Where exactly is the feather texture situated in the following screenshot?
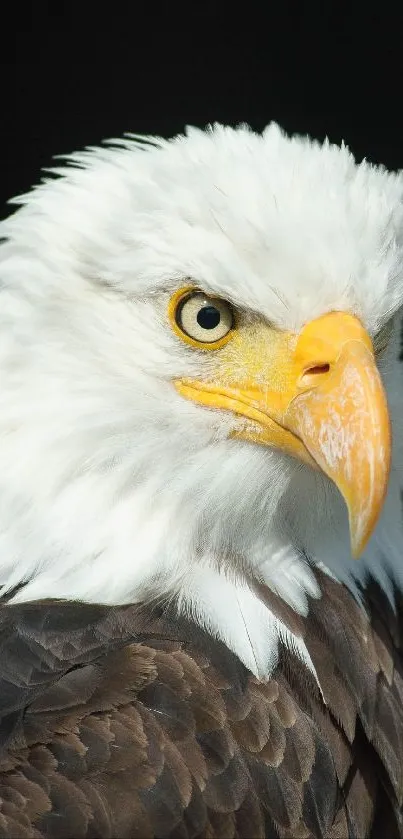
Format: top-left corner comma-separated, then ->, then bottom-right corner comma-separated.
0,568 -> 401,838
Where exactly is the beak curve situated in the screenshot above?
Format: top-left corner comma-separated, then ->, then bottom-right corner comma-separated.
284,337 -> 391,557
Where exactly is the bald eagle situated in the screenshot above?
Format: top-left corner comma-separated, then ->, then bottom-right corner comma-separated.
0,123 -> 402,838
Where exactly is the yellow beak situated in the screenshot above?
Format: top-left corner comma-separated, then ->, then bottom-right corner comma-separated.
175,312 -> 391,557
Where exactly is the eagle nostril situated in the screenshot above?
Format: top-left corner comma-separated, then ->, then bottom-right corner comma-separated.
305,364 -> 330,376
300,363 -> 330,386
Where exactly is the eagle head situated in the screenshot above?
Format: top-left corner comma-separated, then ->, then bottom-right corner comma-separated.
0,123 -> 402,677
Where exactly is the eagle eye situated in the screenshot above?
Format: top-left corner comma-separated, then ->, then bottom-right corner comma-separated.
169,287 -> 235,349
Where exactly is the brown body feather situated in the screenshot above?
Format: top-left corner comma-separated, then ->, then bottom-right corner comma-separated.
0,570 -> 402,838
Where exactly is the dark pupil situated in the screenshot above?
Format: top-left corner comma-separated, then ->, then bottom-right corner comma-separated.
197,305 -> 220,330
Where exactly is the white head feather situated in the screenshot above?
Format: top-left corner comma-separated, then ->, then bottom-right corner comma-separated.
0,122 -> 402,678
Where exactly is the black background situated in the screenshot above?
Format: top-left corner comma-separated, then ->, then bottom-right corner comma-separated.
1,5 -> 403,219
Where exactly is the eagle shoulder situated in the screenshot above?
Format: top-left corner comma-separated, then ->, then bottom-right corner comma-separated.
0,576 -> 401,838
